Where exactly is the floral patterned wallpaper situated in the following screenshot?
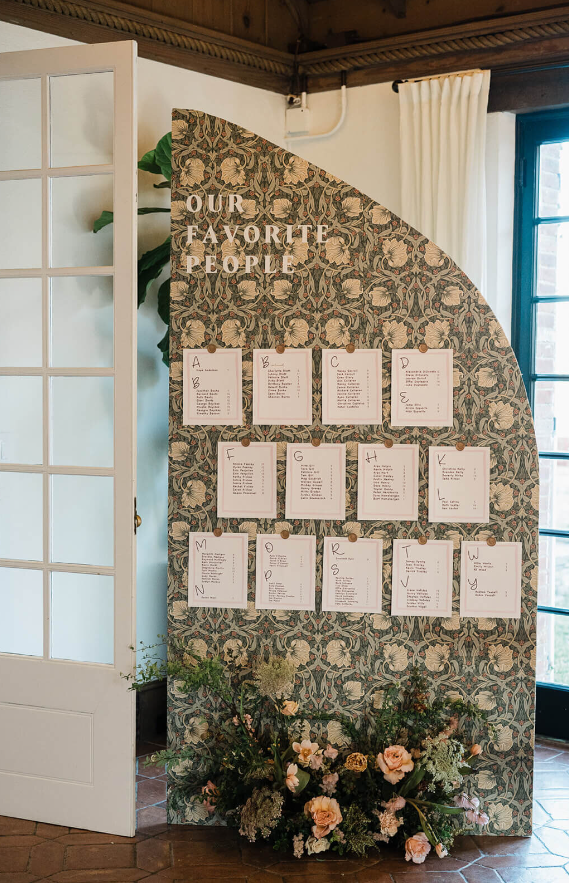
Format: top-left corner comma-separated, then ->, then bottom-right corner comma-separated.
167,109 -> 539,835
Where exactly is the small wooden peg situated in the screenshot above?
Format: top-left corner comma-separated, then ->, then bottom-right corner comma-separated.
311,437 -> 321,447
418,536 -> 428,545
487,536 -> 497,547
456,442 -> 465,451
348,533 -> 358,543
281,529 -> 290,539
345,343 -> 356,354
419,343 -> 428,353
275,343 -> 285,354
384,439 -> 394,449
207,343 -> 217,353
241,437 -> 251,447
213,527 -> 222,537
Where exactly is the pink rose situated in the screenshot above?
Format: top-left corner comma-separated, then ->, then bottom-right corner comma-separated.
454,792 -> 479,811
285,763 -> 299,792
377,745 -> 414,784
309,752 -> 324,771
324,744 -> 338,760
382,796 -> 406,812
282,700 -> 299,717
466,809 -> 489,826
201,780 -> 218,813
304,795 -> 343,838
405,832 -> 432,864
320,772 -> 339,795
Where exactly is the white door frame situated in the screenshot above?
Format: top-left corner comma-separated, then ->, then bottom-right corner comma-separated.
0,40 -> 138,836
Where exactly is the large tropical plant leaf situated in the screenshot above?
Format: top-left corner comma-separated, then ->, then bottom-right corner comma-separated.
157,328 -> 169,367
138,237 -> 171,307
138,148 -> 162,175
154,133 -> 172,181
157,277 -> 170,326
93,206 -> 170,234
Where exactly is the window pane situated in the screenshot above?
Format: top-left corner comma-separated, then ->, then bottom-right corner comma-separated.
0,278 -> 42,367
539,142 -> 569,219
51,474 -> 113,566
50,174 -> 113,268
0,78 -> 41,171
50,72 -> 113,168
536,222 -> 569,299
50,276 -> 113,368
534,381 -> 569,452
0,179 -> 42,270
539,535 -> 569,610
50,377 -> 113,468
51,571 -> 113,664
0,472 -> 43,561
0,567 -> 43,656
535,303 -> 569,375
537,611 -> 569,686
539,458 -> 569,531
0,376 -> 43,464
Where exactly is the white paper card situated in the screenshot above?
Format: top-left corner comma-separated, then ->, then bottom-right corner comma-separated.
460,541 -> 522,619
428,446 -> 490,524
322,537 -> 383,612
217,441 -> 277,519
253,348 -> 312,425
255,534 -> 316,611
183,348 -> 242,425
358,443 -> 419,521
322,349 -> 382,425
391,539 -> 453,617
285,443 -> 346,520
188,532 -> 248,609
391,349 -> 453,427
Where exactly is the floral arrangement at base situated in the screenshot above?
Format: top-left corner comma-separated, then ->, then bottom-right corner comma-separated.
134,642 -> 492,863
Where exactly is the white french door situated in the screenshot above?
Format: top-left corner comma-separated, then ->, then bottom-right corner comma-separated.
0,41 -> 138,836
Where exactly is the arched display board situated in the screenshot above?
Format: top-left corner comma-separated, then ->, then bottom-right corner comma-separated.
167,109 -> 539,835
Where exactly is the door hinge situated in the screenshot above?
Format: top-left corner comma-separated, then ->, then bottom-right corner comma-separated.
134,497 -> 142,534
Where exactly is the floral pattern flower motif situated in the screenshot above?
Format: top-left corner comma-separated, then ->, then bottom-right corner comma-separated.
172,119 -> 188,139
283,156 -> 309,184
170,441 -> 189,461
223,638 -> 248,666
489,401 -> 515,430
371,206 -> 391,225
424,319 -> 450,348
384,644 -> 409,671
425,242 -> 444,266
441,285 -> 461,305
286,639 -> 310,665
326,237 -> 350,265
171,200 -> 186,222
493,725 -> 514,751
383,320 -> 408,348
182,479 -> 206,509
171,280 -> 188,300
237,280 -> 258,301
184,718 -> 208,744
284,318 -> 309,346
488,802 -> 514,831
344,681 -> 363,700
241,199 -> 256,219
273,198 -> 292,217
425,644 -> 450,672
325,317 -> 350,345
490,482 -> 514,512
488,319 -> 509,348
180,157 -> 205,186
221,319 -> 246,346
181,319 -> 205,347
382,238 -> 408,267
371,286 -> 391,306
273,280 -> 293,300
488,644 -> 514,672
220,156 -> 245,185
341,278 -> 362,298
326,640 -> 351,667
477,367 -> 497,387
342,197 -> 362,216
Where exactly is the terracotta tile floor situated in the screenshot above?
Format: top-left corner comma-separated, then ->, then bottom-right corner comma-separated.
2,738 -> 569,882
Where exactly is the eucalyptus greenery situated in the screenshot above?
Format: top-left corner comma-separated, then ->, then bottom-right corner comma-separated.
93,132 -> 172,365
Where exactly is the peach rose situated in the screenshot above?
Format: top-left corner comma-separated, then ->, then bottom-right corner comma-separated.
285,763 -> 299,792
382,796 -> 406,812
324,744 -> 338,760
405,832 -> 431,863
305,795 -> 343,838
377,745 -> 414,784
436,842 -> 448,858
293,739 -> 319,766
282,700 -> 299,716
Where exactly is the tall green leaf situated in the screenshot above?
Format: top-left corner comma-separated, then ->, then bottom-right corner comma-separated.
154,132 -> 172,181
157,277 -> 170,326
138,237 -> 171,307
138,148 -> 161,175
157,328 -> 169,367
93,210 -> 114,233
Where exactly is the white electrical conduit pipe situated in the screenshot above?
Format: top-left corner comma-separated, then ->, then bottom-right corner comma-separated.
285,84 -> 347,143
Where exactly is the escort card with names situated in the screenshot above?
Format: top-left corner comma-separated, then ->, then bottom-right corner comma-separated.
322,537 -> 383,613
428,446 -> 490,523
188,532 -> 248,609
183,348 -> 242,425
255,534 -> 316,611
357,443 -> 419,521
391,539 -> 453,618
322,349 -> 382,425
460,541 -> 522,619
217,441 -> 277,519
391,349 -> 453,427
285,443 -> 346,521
253,348 -> 312,425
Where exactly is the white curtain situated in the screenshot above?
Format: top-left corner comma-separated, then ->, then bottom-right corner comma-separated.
399,70 -> 491,293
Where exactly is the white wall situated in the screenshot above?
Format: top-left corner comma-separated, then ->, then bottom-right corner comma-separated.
0,22 -> 516,659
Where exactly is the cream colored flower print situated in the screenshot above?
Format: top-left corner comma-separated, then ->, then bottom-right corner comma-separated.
475,690 -> 497,710
342,278 -> 362,299
170,361 -> 183,381
325,317 -> 350,345
424,242 -> 444,267
287,639 -> 310,665
183,798 -> 209,822
273,198 -> 292,217
326,236 -> 350,265
284,318 -> 309,346
184,718 -> 208,744
221,318 -> 246,346
531,483 -> 539,510
342,197 -> 361,216
343,521 -> 361,537
239,521 -> 257,540
276,442 -> 288,460
171,200 -> 186,221
371,286 -> 390,306
237,280 -> 258,301
172,119 -> 188,139
180,157 -> 205,186
488,802 -> 513,831
326,720 -> 349,747
382,238 -> 407,267
291,240 -> 309,265
489,401 -> 515,430
242,361 -> 253,381
273,280 -> 293,300
372,613 -> 391,630
371,206 -> 391,225
187,240 -> 205,263
181,319 -> 205,347
425,644 -> 450,672
493,725 -> 514,751
490,482 -> 514,512
382,320 -> 407,348
488,644 -> 514,672
171,600 -> 188,619
477,771 -> 497,790
171,280 -> 188,300
346,441 -> 358,459
344,681 -> 363,700
326,639 -> 351,667
453,367 -> 463,387
188,638 -> 207,659
384,644 -> 408,671
283,156 -> 309,184
223,638 -> 247,666
244,599 -> 260,620
182,479 -> 206,509
424,319 -> 449,348
441,285 -> 461,305
372,690 -> 384,709
477,367 -> 497,387
477,617 -> 497,630
441,613 -> 460,630
488,319 -> 509,348
221,240 -> 245,266
241,199 -> 256,219
170,441 -> 189,461
220,156 -> 245,185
